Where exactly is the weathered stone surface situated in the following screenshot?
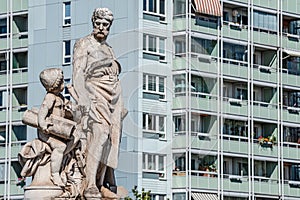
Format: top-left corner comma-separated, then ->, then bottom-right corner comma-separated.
19,8 -> 127,199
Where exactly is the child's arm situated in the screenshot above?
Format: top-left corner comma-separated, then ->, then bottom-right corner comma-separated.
38,93 -> 55,133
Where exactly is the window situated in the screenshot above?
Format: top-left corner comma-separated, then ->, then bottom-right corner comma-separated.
223,119 -> 247,137
63,40 -> 71,64
150,194 -> 166,200
0,52 -> 7,72
284,57 -> 300,76
143,34 -> 166,61
0,126 -> 5,145
223,42 -> 247,62
143,0 -> 165,20
174,115 -> 186,133
13,51 -> 28,70
236,87 -> 248,100
13,87 -> 27,109
253,11 -> 277,32
191,37 -> 216,55
0,18 -> 7,36
63,2 -> 71,26
283,127 -> 300,143
290,165 -> 300,181
143,74 -> 166,100
143,113 -> 166,139
143,153 -> 166,179
12,125 -> 26,142
63,78 -> 71,100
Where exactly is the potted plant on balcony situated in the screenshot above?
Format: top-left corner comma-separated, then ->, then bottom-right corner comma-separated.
258,135 -> 276,148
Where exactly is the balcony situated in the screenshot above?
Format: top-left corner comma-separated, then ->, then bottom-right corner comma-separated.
173,17 -> 186,32
173,174 -> 219,190
282,72 -> 300,87
283,145 -> 300,160
0,68 -> 28,86
173,94 -> 218,113
173,15 -> 219,35
223,136 -> 248,155
283,108 -> 300,124
253,140 -> 278,158
253,178 -> 279,196
253,0 -> 278,10
284,183 -> 300,198
223,176 -> 249,193
222,22 -> 248,42
173,54 -> 218,73
222,98 -> 248,116
282,34 -> 300,50
0,182 -> 24,196
253,29 -> 278,47
252,102 -> 278,121
173,135 -> 218,152
282,0 -> 300,15
222,59 -> 248,79
0,142 -> 24,159
252,65 -> 277,84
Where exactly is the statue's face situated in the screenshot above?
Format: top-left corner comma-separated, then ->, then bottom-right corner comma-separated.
92,18 -> 111,42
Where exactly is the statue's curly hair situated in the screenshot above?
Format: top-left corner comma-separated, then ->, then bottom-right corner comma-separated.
39,68 -> 64,92
91,8 -> 114,24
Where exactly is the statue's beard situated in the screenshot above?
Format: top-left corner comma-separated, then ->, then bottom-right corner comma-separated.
93,29 -> 108,41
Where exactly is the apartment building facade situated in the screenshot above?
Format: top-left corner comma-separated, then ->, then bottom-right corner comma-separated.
172,0 -> 300,199
2,0 -> 300,200
0,0 -> 28,199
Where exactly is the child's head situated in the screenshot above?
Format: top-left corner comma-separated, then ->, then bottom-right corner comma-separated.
39,68 -> 64,93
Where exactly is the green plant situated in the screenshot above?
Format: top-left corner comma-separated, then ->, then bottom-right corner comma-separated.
125,185 -> 151,200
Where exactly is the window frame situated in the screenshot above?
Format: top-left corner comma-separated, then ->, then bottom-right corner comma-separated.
143,73 -> 166,100
143,153 -> 167,179
143,0 -> 166,20
63,40 -> 71,65
143,112 -> 166,139
143,34 -> 166,61
63,1 -> 71,26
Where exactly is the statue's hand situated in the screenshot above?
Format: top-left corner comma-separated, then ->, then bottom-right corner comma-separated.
39,121 -> 53,134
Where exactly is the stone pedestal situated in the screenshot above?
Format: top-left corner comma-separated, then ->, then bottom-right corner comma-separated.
24,185 -> 63,200
24,162 -> 63,199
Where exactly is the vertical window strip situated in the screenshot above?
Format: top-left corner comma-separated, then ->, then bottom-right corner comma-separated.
63,40 -> 71,64
63,2 -> 71,26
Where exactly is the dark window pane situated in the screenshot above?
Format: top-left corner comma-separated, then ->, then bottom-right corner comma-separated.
65,41 -> 71,55
65,2 -> 71,17
143,0 -> 147,11
160,0 -> 165,14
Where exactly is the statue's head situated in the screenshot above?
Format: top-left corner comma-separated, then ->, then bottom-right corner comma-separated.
91,8 -> 114,42
40,68 -> 64,94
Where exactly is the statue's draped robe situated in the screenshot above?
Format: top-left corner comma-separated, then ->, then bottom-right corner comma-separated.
72,34 -> 125,168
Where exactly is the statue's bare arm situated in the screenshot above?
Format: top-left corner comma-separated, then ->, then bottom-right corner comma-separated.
38,93 -> 56,133
72,39 -> 90,107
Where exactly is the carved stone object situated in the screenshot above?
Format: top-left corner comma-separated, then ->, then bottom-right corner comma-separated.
19,8 -> 127,200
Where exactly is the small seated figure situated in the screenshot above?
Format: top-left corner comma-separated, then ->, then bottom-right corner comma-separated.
37,68 -> 73,187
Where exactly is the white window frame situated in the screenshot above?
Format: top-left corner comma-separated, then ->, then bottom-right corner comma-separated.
143,74 -> 166,100
143,0 -> 166,19
63,1 -> 71,26
143,153 -> 166,179
63,40 -> 71,65
143,34 -> 166,61
143,113 -> 166,139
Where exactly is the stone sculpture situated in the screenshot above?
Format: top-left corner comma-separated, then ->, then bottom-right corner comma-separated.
19,8 -> 127,199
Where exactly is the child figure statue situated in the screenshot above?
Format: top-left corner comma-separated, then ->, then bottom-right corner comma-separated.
37,68 -> 74,187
